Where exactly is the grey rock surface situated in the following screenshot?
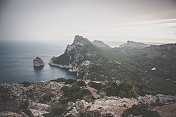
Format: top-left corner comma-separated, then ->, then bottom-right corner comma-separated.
33,57 -> 44,67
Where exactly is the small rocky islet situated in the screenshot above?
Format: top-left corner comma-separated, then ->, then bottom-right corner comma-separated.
33,57 -> 44,67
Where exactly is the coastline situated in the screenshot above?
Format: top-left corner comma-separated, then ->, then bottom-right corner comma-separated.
48,59 -> 78,73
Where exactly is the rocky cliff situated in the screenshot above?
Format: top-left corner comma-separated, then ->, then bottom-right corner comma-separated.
49,35 -> 102,79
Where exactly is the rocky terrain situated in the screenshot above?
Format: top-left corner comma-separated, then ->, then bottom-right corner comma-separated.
33,57 -> 44,67
2,35 -> 176,117
0,79 -> 176,117
0,81 -> 65,117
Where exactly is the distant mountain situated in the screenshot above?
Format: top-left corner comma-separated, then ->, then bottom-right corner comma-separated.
92,40 -> 111,48
120,40 -> 150,49
50,35 -> 176,91
104,41 -> 125,47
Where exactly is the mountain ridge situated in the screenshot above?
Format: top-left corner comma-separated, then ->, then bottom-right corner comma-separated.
50,35 -> 176,91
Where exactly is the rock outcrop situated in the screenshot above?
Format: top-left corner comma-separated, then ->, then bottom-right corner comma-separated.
49,35 -> 97,76
33,57 -> 44,67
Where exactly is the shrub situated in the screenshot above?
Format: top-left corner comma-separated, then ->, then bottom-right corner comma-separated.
61,83 -> 91,103
103,81 -> 159,98
51,78 -> 76,84
43,103 -> 67,117
20,81 -> 32,87
122,104 -> 161,117
105,82 -> 119,96
88,82 -> 102,90
72,80 -> 87,87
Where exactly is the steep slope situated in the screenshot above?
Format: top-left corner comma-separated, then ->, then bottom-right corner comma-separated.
49,35 -> 104,77
50,35 -> 176,91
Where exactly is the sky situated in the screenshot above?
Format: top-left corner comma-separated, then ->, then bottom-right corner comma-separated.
0,0 -> 176,43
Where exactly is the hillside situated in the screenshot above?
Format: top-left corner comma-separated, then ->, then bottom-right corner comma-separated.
50,35 -> 176,92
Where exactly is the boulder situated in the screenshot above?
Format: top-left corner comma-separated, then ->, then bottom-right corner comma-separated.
33,57 -> 44,67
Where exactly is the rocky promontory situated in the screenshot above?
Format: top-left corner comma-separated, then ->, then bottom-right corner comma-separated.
33,57 -> 44,67
49,35 -> 176,92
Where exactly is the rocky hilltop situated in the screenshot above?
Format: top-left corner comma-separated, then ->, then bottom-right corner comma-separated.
49,35 -> 101,77
49,35 -> 176,92
0,79 -> 176,117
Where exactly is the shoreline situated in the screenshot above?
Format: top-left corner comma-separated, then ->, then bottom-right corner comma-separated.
49,59 -> 78,73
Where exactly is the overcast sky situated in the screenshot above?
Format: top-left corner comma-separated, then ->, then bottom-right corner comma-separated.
0,0 -> 176,43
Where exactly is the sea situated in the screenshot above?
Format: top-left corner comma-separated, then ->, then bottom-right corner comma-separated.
0,40 -> 76,83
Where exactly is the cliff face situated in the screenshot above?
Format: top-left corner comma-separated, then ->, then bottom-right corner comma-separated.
50,35 -> 102,79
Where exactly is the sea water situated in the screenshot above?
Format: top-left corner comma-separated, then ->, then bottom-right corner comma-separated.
0,40 -> 76,83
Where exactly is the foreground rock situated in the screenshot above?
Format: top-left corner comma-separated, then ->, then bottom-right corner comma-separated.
33,57 -> 44,67
0,81 -> 65,117
65,95 -> 176,117
0,81 -> 176,117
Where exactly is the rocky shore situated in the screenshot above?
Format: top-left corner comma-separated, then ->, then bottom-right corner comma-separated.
49,59 -> 78,73
0,80 -> 176,117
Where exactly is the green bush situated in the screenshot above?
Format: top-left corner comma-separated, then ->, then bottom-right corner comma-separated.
72,80 -> 87,87
61,82 -> 91,103
105,82 -> 119,96
20,81 -> 32,87
122,104 -> 161,117
51,78 -> 76,84
88,82 -> 102,90
98,81 -> 160,98
43,103 -> 67,117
